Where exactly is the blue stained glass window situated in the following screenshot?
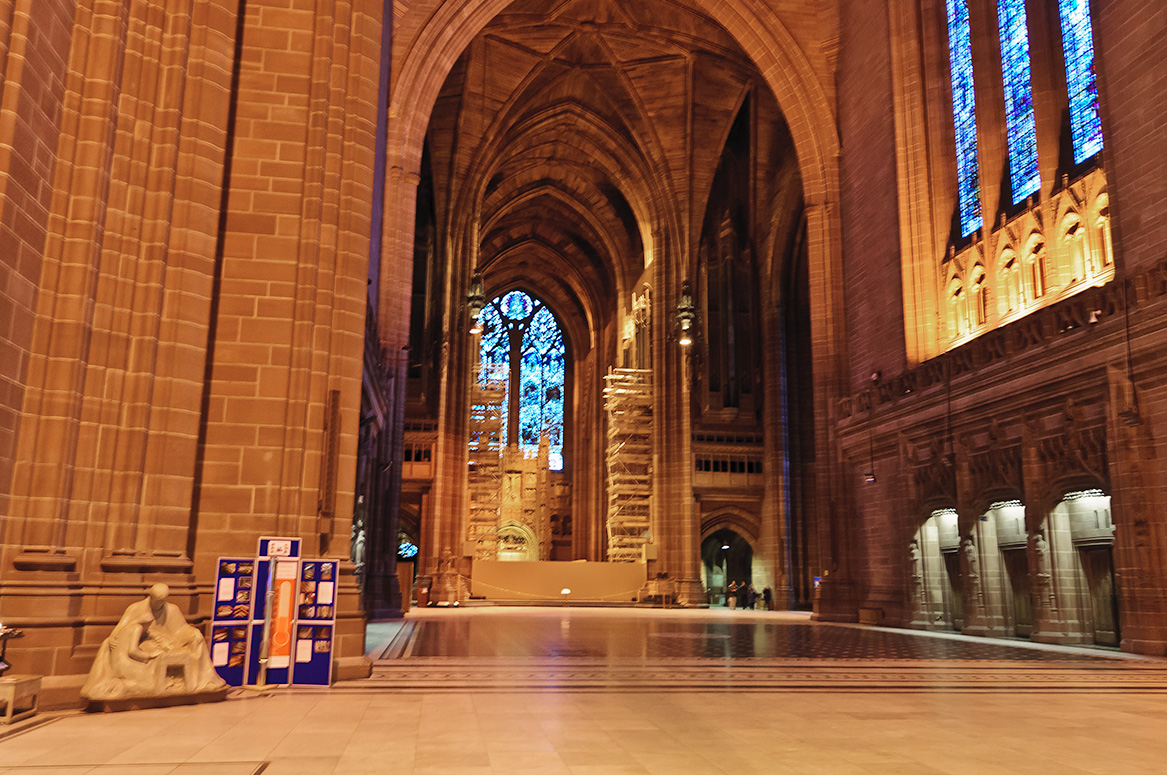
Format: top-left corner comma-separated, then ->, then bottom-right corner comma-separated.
479,291 -> 565,470
1058,0 -> 1103,163
998,0 -> 1041,203
477,301 -> 510,436
946,0 -> 982,236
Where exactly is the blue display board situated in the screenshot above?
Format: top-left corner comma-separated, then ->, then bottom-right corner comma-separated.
210,557 -> 256,686
291,560 -> 339,686
210,537 -> 336,687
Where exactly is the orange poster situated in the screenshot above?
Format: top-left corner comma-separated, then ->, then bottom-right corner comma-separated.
268,559 -> 298,669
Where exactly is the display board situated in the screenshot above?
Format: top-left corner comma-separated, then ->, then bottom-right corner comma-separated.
209,537 -> 337,687
292,560 -> 339,685
209,557 -> 255,686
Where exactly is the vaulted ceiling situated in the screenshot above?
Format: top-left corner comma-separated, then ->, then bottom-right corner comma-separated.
423,0 -> 803,353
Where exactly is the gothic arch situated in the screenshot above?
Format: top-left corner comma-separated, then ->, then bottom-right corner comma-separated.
382,0 -> 843,346
387,0 -> 838,201
701,507 -> 760,546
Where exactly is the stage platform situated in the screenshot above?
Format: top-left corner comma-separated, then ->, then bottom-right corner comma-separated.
470,560 -> 647,603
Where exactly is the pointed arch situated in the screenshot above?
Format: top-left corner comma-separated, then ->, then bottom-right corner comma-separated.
480,289 -> 567,469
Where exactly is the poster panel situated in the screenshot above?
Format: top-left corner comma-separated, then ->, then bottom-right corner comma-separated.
210,557 -> 256,686
291,560 -> 339,686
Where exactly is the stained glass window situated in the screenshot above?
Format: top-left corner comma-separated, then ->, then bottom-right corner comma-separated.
477,301 -> 510,435
946,0 -> 983,236
478,290 -> 565,470
1059,0 -> 1103,164
998,0 -> 1041,203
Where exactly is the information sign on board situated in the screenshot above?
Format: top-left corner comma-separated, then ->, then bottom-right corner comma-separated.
210,537 -> 337,687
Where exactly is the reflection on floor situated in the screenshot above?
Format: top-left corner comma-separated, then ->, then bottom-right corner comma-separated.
2,607 -> 1166,774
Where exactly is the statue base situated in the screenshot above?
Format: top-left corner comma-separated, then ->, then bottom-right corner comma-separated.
85,687 -> 228,714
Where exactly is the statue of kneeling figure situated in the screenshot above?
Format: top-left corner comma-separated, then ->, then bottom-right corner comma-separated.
82,583 -> 227,704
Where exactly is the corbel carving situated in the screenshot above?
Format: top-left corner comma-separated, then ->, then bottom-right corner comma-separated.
914,437 -> 956,507
1034,397 -> 1108,487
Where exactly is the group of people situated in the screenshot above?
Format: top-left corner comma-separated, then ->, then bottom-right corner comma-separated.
725,581 -> 772,610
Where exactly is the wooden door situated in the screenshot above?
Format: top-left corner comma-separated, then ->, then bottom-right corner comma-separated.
1001,548 -> 1033,638
1081,546 -> 1119,647
942,550 -> 963,631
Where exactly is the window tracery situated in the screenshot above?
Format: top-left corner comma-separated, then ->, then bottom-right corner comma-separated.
971,267 -> 989,327
997,0 -> 1040,203
1094,197 -> 1113,270
478,290 -> 566,470
1000,253 -> 1021,314
945,0 -> 982,236
1058,0 -> 1103,164
1027,239 -> 1047,300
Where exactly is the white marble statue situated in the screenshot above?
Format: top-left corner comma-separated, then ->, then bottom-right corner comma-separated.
81,583 -> 226,701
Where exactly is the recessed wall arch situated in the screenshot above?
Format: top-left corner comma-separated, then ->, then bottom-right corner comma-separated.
700,506 -> 760,546
1040,473 -> 1112,519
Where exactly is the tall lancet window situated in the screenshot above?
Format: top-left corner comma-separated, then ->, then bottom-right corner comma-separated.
998,0 -> 1040,202
946,0 -> 983,235
478,290 -> 565,470
1058,0 -> 1103,163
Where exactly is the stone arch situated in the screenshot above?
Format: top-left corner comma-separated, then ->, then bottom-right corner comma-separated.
1022,230 -> 1048,300
1054,201 -> 1093,287
387,0 -> 837,201
382,0 -> 842,342
470,100 -> 666,288
969,263 -> 988,327
946,275 -> 967,338
497,520 -> 539,562
907,507 -> 962,631
1038,471 -> 1111,520
1089,191 -> 1113,271
700,506 -> 760,546
995,247 -> 1022,314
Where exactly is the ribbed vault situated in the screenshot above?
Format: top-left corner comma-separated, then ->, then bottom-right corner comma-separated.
406,0 -> 827,580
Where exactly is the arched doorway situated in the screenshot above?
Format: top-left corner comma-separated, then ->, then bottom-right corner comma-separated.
909,508 -> 962,630
701,529 -> 753,606
1047,489 -> 1118,646
383,0 -> 843,596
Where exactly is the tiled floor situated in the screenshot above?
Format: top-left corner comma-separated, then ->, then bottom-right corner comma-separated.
3,607 -> 1166,774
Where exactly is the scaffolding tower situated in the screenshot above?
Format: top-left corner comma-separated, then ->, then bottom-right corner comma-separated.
604,368 -> 653,562
468,363 -> 506,560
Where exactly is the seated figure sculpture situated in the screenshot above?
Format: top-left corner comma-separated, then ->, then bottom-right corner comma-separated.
81,583 -> 227,702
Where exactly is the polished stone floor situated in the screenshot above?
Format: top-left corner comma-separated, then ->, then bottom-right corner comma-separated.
3,607 -> 1167,774
393,608 -> 1116,660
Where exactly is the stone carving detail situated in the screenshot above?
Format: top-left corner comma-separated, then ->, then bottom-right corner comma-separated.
962,537 -> 984,624
81,584 -> 226,702
908,540 -> 926,621
1036,398 -> 1108,486
1031,530 -> 1056,615
913,439 -> 956,507
969,445 -> 1023,502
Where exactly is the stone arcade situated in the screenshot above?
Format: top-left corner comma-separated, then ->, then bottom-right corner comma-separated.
0,0 -> 1165,707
